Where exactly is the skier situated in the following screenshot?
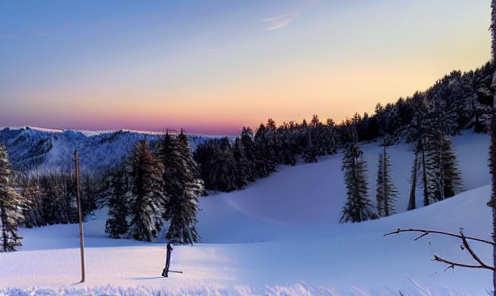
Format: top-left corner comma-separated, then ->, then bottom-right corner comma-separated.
161,242 -> 173,277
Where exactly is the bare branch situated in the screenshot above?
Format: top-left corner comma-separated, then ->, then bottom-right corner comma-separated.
460,231 -> 494,270
384,228 -> 495,246
443,264 -> 455,273
386,228 -> 496,271
413,231 -> 429,241
433,255 -> 494,270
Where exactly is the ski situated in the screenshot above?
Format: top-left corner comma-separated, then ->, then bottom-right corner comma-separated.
168,270 -> 183,273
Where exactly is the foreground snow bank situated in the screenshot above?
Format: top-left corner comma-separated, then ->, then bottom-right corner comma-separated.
0,283 -> 474,296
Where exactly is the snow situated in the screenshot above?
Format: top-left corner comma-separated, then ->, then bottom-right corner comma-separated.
0,126 -> 225,175
0,131 -> 493,295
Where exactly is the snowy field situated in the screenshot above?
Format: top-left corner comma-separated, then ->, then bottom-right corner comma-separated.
0,131 -> 493,295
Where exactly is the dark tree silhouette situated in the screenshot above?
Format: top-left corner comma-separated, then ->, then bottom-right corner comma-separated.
490,0 -> 496,290
0,145 -> 23,252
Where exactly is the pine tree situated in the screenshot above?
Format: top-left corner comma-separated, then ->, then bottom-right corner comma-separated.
0,145 -> 23,252
239,127 -> 259,181
18,175 -> 45,228
418,113 -> 462,205
303,115 -> 321,163
61,173 -> 78,224
232,137 -> 250,189
376,140 -> 397,217
424,134 -> 462,203
303,131 -> 318,163
408,96 -> 462,206
340,126 -> 378,223
80,174 -> 99,219
407,149 -> 419,211
40,174 -> 67,225
160,131 -> 203,244
193,140 -> 216,190
440,136 -> 463,198
254,124 -> 277,178
324,118 -> 339,155
105,164 -> 131,239
128,139 -> 166,242
194,137 -> 240,192
214,138 -> 239,192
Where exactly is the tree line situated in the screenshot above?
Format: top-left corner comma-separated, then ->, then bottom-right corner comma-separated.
195,62 -> 493,222
104,131 -> 202,244
0,130 -> 203,251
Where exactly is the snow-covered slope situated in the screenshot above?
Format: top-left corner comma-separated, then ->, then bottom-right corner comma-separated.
0,131 -> 492,295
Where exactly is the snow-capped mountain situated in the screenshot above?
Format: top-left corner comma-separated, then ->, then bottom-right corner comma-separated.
0,126 -> 213,174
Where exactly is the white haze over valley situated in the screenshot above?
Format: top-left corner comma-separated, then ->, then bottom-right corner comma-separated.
0,130 -> 492,295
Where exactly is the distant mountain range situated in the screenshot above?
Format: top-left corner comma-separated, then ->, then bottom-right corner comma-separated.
0,126 -> 217,174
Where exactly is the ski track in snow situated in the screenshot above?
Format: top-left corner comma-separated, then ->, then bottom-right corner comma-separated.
0,131 -> 492,295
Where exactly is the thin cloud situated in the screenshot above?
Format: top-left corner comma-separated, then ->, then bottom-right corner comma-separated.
262,12 -> 300,31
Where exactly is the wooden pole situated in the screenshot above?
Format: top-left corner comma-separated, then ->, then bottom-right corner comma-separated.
75,149 -> 85,283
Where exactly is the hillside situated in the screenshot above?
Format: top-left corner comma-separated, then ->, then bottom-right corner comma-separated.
0,126 -> 214,174
0,131 -> 492,295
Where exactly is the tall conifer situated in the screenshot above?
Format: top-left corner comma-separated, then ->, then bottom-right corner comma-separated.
128,139 -> 166,242
161,131 -> 203,244
105,164 -> 131,239
0,145 -> 23,252
340,125 -> 377,223
376,140 -> 397,217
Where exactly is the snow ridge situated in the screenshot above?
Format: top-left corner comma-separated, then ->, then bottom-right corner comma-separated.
0,126 -> 218,174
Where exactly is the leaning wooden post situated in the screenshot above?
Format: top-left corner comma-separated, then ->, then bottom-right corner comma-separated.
75,149 -> 85,283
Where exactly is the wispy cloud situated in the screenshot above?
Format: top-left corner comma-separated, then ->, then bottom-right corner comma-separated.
261,12 -> 300,31
261,0 -> 318,31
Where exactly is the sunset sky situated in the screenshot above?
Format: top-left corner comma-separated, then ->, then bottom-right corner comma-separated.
0,0 -> 491,135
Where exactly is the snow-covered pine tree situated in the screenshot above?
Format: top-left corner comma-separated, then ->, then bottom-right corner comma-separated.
418,105 -> 463,205
254,124 -> 277,178
303,114 -> 324,162
193,140 -> 215,190
303,130 -> 319,163
340,125 -> 378,223
194,138 -> 239,192
276,123 -> 297,166
376,138 -> 397,217
18,174 -> 45,227
440,136 -> 463,198
324,118 -> 339,155
105,163 -> 131,239
80,174 -> 99,219
128,139 -> 166,242
215,138 -> 239,192
265,118 -> 283,164
240,127 -> 261,181
0,145 -> 23,252
232,137 -> 250,189
427,74 -> 462,136
161,131 -> 203,244
61,173 -> 78,224
407,95 -> 448,206
40,174 -> 66,225
426,134 -> 463,202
